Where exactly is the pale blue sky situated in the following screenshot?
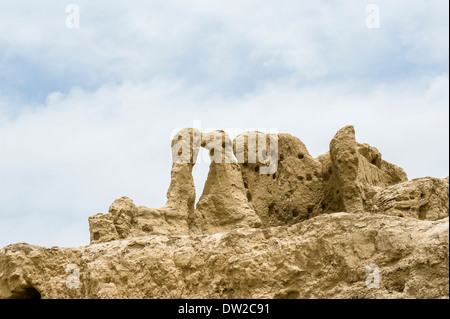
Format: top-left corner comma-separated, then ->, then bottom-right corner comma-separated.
0,0 -> 448,247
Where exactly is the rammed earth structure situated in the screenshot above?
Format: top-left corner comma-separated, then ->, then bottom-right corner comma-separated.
0,126 -> 448,299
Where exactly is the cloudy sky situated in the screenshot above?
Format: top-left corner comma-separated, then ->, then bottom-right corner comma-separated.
0,0 -> 448,248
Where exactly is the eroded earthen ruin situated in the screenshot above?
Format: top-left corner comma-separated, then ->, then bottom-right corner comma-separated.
1,125 -> 448,299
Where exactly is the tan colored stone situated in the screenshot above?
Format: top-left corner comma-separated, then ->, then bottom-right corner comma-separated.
2,125 -> 448,299
189,130 -> 261,233
1,214 -> 448,299
329,125 -> 364,213
320,126 -> 408,214
89,128 -> 202,243
372,177 -> 449,220
234,132 -> 323,227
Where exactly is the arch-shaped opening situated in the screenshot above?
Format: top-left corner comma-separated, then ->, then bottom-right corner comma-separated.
192,147 -> 212,207
10,286 -> 41,299
192,136 -> 241,208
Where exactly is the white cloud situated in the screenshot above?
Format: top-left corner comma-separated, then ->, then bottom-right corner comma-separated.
0,0 -> 448,248
1,0 -> 447,97
1,75 -> 448,247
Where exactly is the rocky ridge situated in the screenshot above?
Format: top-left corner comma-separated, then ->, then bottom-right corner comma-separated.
0,125 -> 448,299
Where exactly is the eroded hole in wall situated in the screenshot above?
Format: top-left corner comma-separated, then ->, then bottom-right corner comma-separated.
385,269 -> 408,293
298,153 -> 304,160
94,232 -> 100,241
10,286 -> 41,299
192,147 -> 212,206
393,283 -> 405,293
419,204 -> 428,220
306,174 -> 312,181
274,290 -> 300,299
268,203 -> 276,215
142,224 -> 153,232
286,290 -> 299,299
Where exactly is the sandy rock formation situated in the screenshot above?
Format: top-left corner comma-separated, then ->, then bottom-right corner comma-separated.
372,177 -> 449,220
235,126 -> 410,227
329,125 -> 364,213
89,128 -> 263,242
1,125 -> 448,299
165,127 -> 201,216
1,214 -> 448,299
235,132 -> 323,227
89,128 -> 202,243
318,127 -> 408,216
89,125 -> 413,243
190,130 -> 262,234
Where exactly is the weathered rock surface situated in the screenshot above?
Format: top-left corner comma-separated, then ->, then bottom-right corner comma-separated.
321,126 -> 408,215
235,132 -> 323,226
372,177 -> 449,220
191,130 -> 262,234
236,126 -> 410,227
88,125 -> 417,245
90,128 -> 202,243
329,126 -> 364,214
1,214 -> 448,299
1,125 -> 448,299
